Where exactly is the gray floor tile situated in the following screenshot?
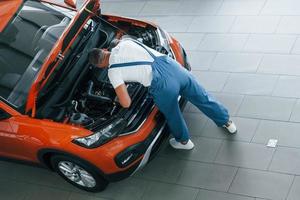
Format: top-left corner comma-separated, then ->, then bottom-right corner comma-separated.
140,1 -> 181,16
176,0 -> 222,15
253,120 -> 300,148
0,178 -> 31,200
0,162 -> 84,193
277,17 -> 300,34
0,161 -> 19,179
146,16 -> 194,32
184,112 -> 208,136
244,35 -> 296,54
69,193 -> 109,200
133,157 -> 184,183
94,178 -> 150,200
192,71 -> 229,92
101,0 -> 146,1
160,136 -> 223,162
215,141 -> 275,170
196,189 -> 254,200
269,147 -> 300,175
170,33 -> 205,51
217,0 -> 266,15
7,164 -> 59,187
258,54 -> 300,76
146,0 -> 181,2
184,102 -> 202,113
261,0 -> 300,15
223,73 -> 278,95
291,37 -> 300,54
229,169 -> 294,200
287,176 -> 300,200
198,34 -> 249,52
230,16 -> 280,34
212,93 -> 244,116
102,2 -> 145,16
177,161 -> 237,191
211,53 -> 262,73
23,185 -> 71,200
237,96 -> 295,121
272,76 -> 300,98
186,51 -> 216,71
141,181 -> 199,200
200,117 -> 259,142
290,99 -> 300,122
187,16 -> 235,33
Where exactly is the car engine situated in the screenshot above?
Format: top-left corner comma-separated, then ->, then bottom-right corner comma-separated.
68,66 -> 145,127
36,17 -> 171,133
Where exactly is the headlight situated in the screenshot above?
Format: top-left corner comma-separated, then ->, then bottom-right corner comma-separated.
73,118 -> 127,148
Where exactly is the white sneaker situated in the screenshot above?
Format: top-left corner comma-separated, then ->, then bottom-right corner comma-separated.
223,120 -> 237,134
169,138 -> 194,150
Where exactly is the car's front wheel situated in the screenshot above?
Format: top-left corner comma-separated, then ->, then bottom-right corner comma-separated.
50,155 -> 108,192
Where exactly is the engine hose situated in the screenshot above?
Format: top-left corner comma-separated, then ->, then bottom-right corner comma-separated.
87,80 -> 113,103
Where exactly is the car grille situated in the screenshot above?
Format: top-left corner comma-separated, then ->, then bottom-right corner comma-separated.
87,83 -> 154,135
119,85 -> 154,135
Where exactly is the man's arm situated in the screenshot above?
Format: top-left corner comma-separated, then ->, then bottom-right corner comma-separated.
115,83 -> 131,108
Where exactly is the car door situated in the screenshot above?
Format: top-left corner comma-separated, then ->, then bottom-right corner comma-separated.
0,101 -> 27,160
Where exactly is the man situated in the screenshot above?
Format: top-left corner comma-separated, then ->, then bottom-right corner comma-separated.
88,38 -> 237,150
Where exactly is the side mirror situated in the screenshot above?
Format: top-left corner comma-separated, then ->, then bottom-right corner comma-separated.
0,109 -> 11,120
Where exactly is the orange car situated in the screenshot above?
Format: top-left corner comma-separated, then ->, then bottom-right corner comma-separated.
0,0 -> 190,192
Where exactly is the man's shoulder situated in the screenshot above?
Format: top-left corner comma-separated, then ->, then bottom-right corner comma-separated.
119,38 -> 137,46
112,39 -> 135,53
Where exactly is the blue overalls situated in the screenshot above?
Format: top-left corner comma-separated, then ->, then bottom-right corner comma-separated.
110,41 -> 229,142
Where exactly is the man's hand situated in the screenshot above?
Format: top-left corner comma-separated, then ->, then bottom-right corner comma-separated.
115,83 -> 131,108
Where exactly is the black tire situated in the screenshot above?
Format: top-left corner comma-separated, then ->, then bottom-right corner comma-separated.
50,155 -> 109,192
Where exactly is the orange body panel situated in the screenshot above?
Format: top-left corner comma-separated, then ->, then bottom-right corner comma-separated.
0,0 -> 23,32
0,0 -> 187,178
40,0 -> 77,10
26,0 -> 99,115
169,37 -> 185,66
1,98 -> 160,173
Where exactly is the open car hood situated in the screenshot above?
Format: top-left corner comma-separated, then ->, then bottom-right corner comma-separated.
26,0 -> 99,116
41,0 -> 78,10
0,0 -> 23,32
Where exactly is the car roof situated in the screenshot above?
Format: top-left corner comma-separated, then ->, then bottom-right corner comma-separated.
0,0 -> 23,32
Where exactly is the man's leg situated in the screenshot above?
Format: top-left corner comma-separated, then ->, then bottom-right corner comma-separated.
153,94 -> 194,150
181,74 -> 229,127
153,93 -> 190,142
150,58 -> 195,149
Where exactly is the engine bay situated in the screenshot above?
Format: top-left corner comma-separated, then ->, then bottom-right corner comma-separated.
39,16 -> 172,131
68,66 -> 147,129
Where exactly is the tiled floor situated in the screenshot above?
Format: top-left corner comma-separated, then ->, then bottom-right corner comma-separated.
2,0 -> 300,199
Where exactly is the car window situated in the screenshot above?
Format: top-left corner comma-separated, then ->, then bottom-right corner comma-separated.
0,0 -> 70,108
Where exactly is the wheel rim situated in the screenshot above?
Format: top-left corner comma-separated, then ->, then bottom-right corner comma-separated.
58,161 -> 96,188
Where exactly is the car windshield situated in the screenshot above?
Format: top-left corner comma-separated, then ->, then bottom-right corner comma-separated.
0,0 -> 72,108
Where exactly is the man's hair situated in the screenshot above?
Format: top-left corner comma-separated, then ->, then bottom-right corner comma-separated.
88,48 -> 104,66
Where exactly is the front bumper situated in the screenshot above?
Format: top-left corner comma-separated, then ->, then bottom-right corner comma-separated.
105,117 -> 167,181
105,97 -> 186,182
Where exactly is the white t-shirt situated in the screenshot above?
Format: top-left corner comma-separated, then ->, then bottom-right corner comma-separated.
108,39 -> 163,88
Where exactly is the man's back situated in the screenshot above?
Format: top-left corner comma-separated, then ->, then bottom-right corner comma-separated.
108,39 -> 163,89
